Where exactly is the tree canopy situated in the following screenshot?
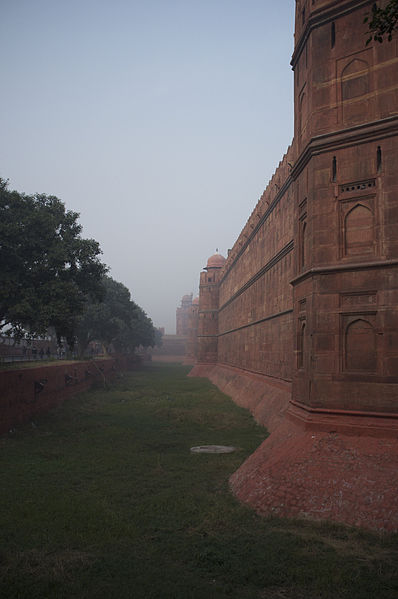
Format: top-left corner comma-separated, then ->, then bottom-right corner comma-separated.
365,0 -> 398,43
1,179 -> 157,355
75,276 -> 156,356
0,178 -> 107,344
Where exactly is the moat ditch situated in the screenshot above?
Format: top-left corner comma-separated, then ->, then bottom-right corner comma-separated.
1,362 -> 397,598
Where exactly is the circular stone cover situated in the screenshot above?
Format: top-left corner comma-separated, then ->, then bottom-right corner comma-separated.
190,445 -> 236,454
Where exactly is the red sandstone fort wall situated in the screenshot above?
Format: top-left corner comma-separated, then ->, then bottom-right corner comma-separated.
217,149 -> 295,382
191,152 -> 296,430
190,0 -> 398,530
192,0 -> 398,427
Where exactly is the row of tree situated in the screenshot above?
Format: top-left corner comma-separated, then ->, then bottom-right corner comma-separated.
0,178 -> 158,356
75,276 -> 161,356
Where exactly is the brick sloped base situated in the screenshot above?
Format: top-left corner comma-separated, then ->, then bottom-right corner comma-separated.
189,364 -> 398,532
230,410 -> 398,532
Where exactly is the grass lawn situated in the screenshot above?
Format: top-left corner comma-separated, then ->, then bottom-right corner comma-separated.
0,362 -> 397,598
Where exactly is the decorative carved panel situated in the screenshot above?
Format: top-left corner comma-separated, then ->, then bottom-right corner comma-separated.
340,292 -> 377,308
339,179 -> 375,194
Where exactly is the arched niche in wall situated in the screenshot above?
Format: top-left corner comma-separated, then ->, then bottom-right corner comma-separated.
297,320 -> 306,369
341,57 -> 372,125
343,202 -> 374,257
298,89 -> 308,139
344,318 -> 377,372
300,220 -> 308,270
342,59 -> 369,99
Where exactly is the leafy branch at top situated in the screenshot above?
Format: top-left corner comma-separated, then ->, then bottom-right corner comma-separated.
365,0 -> 398,43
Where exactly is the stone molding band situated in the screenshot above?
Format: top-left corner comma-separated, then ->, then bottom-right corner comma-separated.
220,184 -> 294,282
291,258 -> 398,285
220,240 -> 294,311
292,116 -> 398,180
218,308 -> 293,337
291,0 -> 372,68
197,307 -> 293,339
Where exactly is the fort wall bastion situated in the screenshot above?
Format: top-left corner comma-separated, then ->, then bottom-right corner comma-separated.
189,0 -> 398,531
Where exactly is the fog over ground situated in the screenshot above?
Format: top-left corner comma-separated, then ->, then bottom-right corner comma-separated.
1,0 -> 295,334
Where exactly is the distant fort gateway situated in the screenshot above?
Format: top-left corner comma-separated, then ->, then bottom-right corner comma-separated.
184,0 -> 398,531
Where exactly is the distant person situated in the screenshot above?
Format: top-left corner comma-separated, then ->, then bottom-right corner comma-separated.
46,346 -> 51,358
39,347 -> 44,359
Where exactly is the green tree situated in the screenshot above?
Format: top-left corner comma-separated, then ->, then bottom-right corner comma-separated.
0,179 -> 107,344
75,276 -> 156,356
154,328 -> 163,348
127,303 -> 156,351
365,0 -> 398,43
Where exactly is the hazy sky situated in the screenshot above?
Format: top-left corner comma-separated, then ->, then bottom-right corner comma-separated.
1,0 -> 295,333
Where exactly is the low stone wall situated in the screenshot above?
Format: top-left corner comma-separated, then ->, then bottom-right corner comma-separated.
0,355 -> 140,435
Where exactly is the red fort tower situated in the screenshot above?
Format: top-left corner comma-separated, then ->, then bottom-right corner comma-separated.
197,253 -> 226,364
184,297 -> 199,364
176,293 -> 193,336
